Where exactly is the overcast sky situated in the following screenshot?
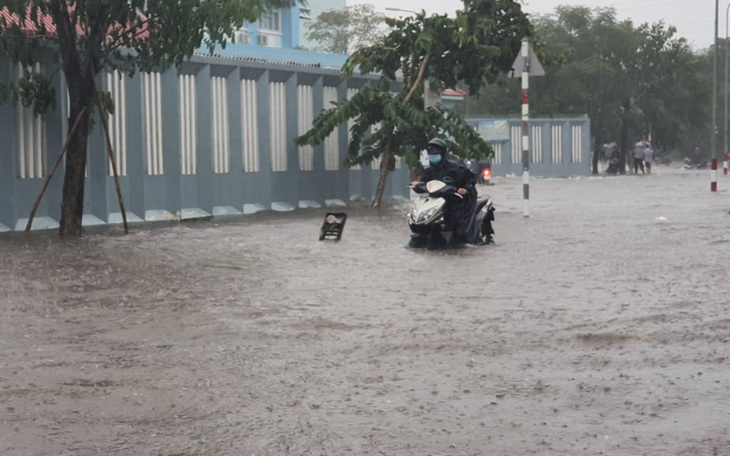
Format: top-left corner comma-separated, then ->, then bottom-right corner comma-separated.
346,0 -> 715,51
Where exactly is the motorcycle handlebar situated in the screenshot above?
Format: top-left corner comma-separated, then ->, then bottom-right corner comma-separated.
409,183 -> 427,194
409,183 -> 463,198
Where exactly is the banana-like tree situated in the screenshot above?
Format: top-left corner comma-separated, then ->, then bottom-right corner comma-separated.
1,0 -> 299,236
294,0 -> 533,209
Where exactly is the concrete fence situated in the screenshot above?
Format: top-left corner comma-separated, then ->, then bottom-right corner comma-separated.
1,49 -> 590,233
0,52 -> 410,232
469,117 -> 592,178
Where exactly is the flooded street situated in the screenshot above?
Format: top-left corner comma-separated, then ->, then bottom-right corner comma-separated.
1,166 -> 729,455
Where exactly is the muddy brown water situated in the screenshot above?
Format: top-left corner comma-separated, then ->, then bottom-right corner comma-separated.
1,167 -> 729,455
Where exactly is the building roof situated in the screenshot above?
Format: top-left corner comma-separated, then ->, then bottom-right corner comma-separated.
198,43 -> 348,71
442,88 -> 467,100
3,6 -> 346,72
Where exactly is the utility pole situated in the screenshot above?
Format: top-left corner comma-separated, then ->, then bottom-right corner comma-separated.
725,1 -> 730,175
712,0 -> 719,192
511,39 -> 544,217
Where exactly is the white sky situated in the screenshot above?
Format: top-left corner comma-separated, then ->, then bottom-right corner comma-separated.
346,0 -> 717,51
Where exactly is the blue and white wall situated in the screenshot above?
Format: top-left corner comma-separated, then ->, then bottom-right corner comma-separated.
0,50 -> 410,232
470,118 -> 592,178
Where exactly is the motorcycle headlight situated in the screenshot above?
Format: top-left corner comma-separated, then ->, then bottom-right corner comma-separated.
420,207 -> 438,223
408,208 -> 417,223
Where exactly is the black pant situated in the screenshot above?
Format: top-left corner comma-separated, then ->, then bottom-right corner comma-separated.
449,193 -> 476,241
633,158 -> 645,174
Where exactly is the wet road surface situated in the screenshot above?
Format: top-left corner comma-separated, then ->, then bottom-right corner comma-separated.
1,166 -> 729,455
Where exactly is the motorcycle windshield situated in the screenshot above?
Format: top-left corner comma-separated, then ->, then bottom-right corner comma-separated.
426,180 -> 447,193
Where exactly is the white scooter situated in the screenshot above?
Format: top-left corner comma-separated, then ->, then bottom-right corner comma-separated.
407,179 -> 495,249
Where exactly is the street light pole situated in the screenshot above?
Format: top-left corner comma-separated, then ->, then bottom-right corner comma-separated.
712,0 -> 719,192
725,1 -> 730,175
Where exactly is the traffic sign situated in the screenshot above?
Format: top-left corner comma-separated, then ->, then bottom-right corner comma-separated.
510,42 -> 545,77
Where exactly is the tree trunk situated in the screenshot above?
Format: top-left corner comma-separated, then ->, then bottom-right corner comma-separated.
591,136 -> 601,175
371,55 -> 430,210
372,147 -> 391,209
590,103 -> 603,175
59,87 -> 93,236
50,0 -> 97,237
618,107 -> 631,175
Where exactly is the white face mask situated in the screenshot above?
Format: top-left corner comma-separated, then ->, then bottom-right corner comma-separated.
428,154 -> 443,165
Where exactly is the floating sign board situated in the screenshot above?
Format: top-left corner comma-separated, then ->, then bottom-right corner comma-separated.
319,212 -> 347,241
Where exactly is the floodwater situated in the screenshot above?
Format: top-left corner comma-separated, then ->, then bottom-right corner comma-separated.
1,166 -> 729,455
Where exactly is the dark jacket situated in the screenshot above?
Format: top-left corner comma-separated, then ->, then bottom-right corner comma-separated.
418,158 -> 477,239
419,158 -> 477,192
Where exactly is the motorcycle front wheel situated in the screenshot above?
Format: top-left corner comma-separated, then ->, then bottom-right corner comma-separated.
427,233 -> 445,250
408,236 -> 427,248
477,219 -> 494,245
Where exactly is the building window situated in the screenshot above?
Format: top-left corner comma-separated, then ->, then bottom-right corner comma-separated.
259,10 -> 281,32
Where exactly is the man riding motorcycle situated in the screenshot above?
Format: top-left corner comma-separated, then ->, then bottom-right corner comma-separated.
410,138 -> 477,245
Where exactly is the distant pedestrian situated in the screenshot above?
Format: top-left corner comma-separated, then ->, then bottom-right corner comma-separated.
633,142 -> 646,174
643,144 -> 654,174
604,142 -> 620,175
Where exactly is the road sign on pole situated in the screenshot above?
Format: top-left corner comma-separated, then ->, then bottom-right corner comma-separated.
510,42 -> 545,78
510,40 -> 544,218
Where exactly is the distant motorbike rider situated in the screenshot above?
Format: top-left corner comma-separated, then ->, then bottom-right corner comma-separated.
411,138 -> 477,242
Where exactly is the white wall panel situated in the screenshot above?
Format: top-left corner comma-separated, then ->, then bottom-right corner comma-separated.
297,85 -> 314,171
531,125 -> 542,165
179,74 -> 197,175
241,79 -> 259,173
552,125 -> 563,164
17,63 -> 46,179
211,76 -> 230,174
572,125 -> 583,163
269,82 -> 287,172
323,86 -> 339,171
143,72 -> 164,175
510,125 -> 521,165
107,71 -> 128,176
491,143 -> 502,165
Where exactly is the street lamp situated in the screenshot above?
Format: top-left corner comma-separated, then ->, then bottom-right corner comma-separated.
384,7 -> 419,15
712,0 -> 719,192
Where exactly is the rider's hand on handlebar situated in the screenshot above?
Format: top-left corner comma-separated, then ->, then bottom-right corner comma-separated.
411,181 -> 421,187
457,188 -> 467,196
